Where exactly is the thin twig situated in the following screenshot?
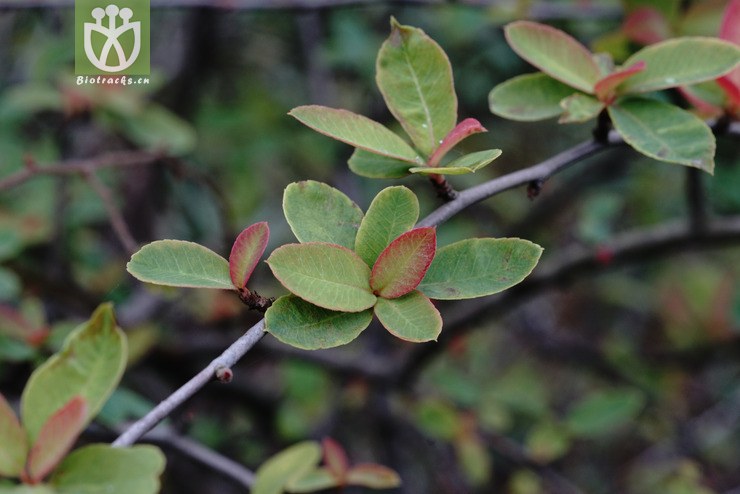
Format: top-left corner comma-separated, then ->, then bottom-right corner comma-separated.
83,171 -> 138,255
113,319 -> 266,447
685,167 -> 707,234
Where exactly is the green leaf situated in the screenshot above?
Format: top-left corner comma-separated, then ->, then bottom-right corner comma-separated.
21,304 -> 126,445
525,421 -> 571,463
374,291 -> 442,342
558,93 -> 604,123
286,468 -> 339,493
376,18 -> 457,157
565,389 -> 645,437
229,222 -> 269,289
267,243 -> 376,312
289,105 -> 421,163
253,441 -> 322,494
418,238 -> 543,300
620,37 -> 740,93
0,393 -> 27,478
121,106 -> 197,156
50,444 -> 165,494
282,181 -> 363,250
347,464 -> 402,489
504,21 -> 601,93
127,240 -> 232,290
0,486 -> 55,494
608,97 -> 715,173
370,228 -> 436,299
26,396 -> 87,483
322,438 -> 349,480
347,149 -> 414,179
410,149 -> 502,175
265,296 -> 373,350
488,73 -> 575,121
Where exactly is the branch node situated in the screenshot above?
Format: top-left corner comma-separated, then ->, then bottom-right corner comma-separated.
215,366 -> 233,383
237,287 -> 274,313
527,179 -> 544,200
429,175 -> 459,201
592,109 -> 612,144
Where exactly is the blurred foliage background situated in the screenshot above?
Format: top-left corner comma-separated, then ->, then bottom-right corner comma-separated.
1,0 -> 740,493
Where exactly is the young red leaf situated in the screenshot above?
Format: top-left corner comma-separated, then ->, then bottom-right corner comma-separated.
322,438 -> 350,482
25,396 -> 87,483
718,0 -> 740,108
428,118 -> 487,167
594,61 -> 647,102
622,7 -> 670,45
504,21 -> 601,93
229,222 -> 269,289
346,463 -> 402,489
370,228 -> 436,299
0,393 -> 27,478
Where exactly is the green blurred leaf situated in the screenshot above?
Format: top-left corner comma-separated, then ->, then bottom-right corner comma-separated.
565,389 -> 645,437
229,222 -> 269,289
559,93 -> 604,123
0,268 -> 21,302
282,181 -> 363,250
620,37 -> 740,93
504,21 -> 601,92
374,290 -> 441,342
253,442 -> 322,494
415,399 -> 460,440
286,468 -> 338,493
21,304 -> 126,444
410,149 -> 502,175
126,240 -> 233,289
489,73 -> 575,121
608,97 -> 715,173
289,106 -> 421,163
376,18 -> 457,156
119,106 -> 196,156
456,435 -> 491,486
0,486 -> 55,494
370,228 -> 436,299
347,149 -> 413,179
0,393 -> 27,478
355,186 -> 419,267
419,238 -> 542,300
346,464 -> 401,489
50,444 -> 165,494
265,295 -> 373,350
525,421 -> 571,463
267,243 -> 376,312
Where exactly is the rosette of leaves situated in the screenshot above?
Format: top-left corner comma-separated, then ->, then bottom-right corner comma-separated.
126,222 -> 271,310
252,438 -> 400,494
289,18 -> 502,179
488,20 -> 740,173
0,304 -> 165,493
264,181 -> 543,350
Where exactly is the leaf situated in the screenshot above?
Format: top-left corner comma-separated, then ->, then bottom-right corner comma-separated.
289,105 -> 421,163
565,389 -> 645,437
622,7 -> 671,45
282,181 -> 363,250
428,118 -> 487,167
608,97 -> 715,173
286,468 -> 339,493
21,304 -> 126,444
265,296 -> 373,350
252,441 -> 322,494
26,396 -> 87,483
0,486 -> 55,493
229,222 -> 269,289
370,228 -> 436,299
504,21 -> 601,93
267,243 -> 376,312
558,93 -> 605,124
127,240 -> 232,290
620,37 -> 740,93
354,186 -> 419,267
718,0 -> 740,105
347,149 -> 414,179
374,291 -> 442,342
488,73 -> 575,121
525,421 -> 571,463
593,61 -> 646,101
347,464 -> 402,489
410,149 -> 502,175
418,238 -> 543,300
50,444 -> 165,494
0,393 -> 27,478
376,18 -> 457,156
322,438 -> 349,480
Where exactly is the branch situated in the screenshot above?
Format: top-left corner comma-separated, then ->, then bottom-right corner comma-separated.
113,319 -> 265,447
83,171 -> 138,255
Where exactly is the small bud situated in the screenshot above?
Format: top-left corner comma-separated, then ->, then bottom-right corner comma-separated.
215,366 -> 233,383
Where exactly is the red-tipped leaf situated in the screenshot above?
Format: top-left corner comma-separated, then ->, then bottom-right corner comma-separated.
594,61 -> 647,102
26,396 -> 87,483
622,7 -> 670,45
347,463 -> 402,489
428,118 -> 487,167
718,0 -> 740,108
229,222 -> 269,289
370,228 -> 436,299
322,438 -> 350,481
